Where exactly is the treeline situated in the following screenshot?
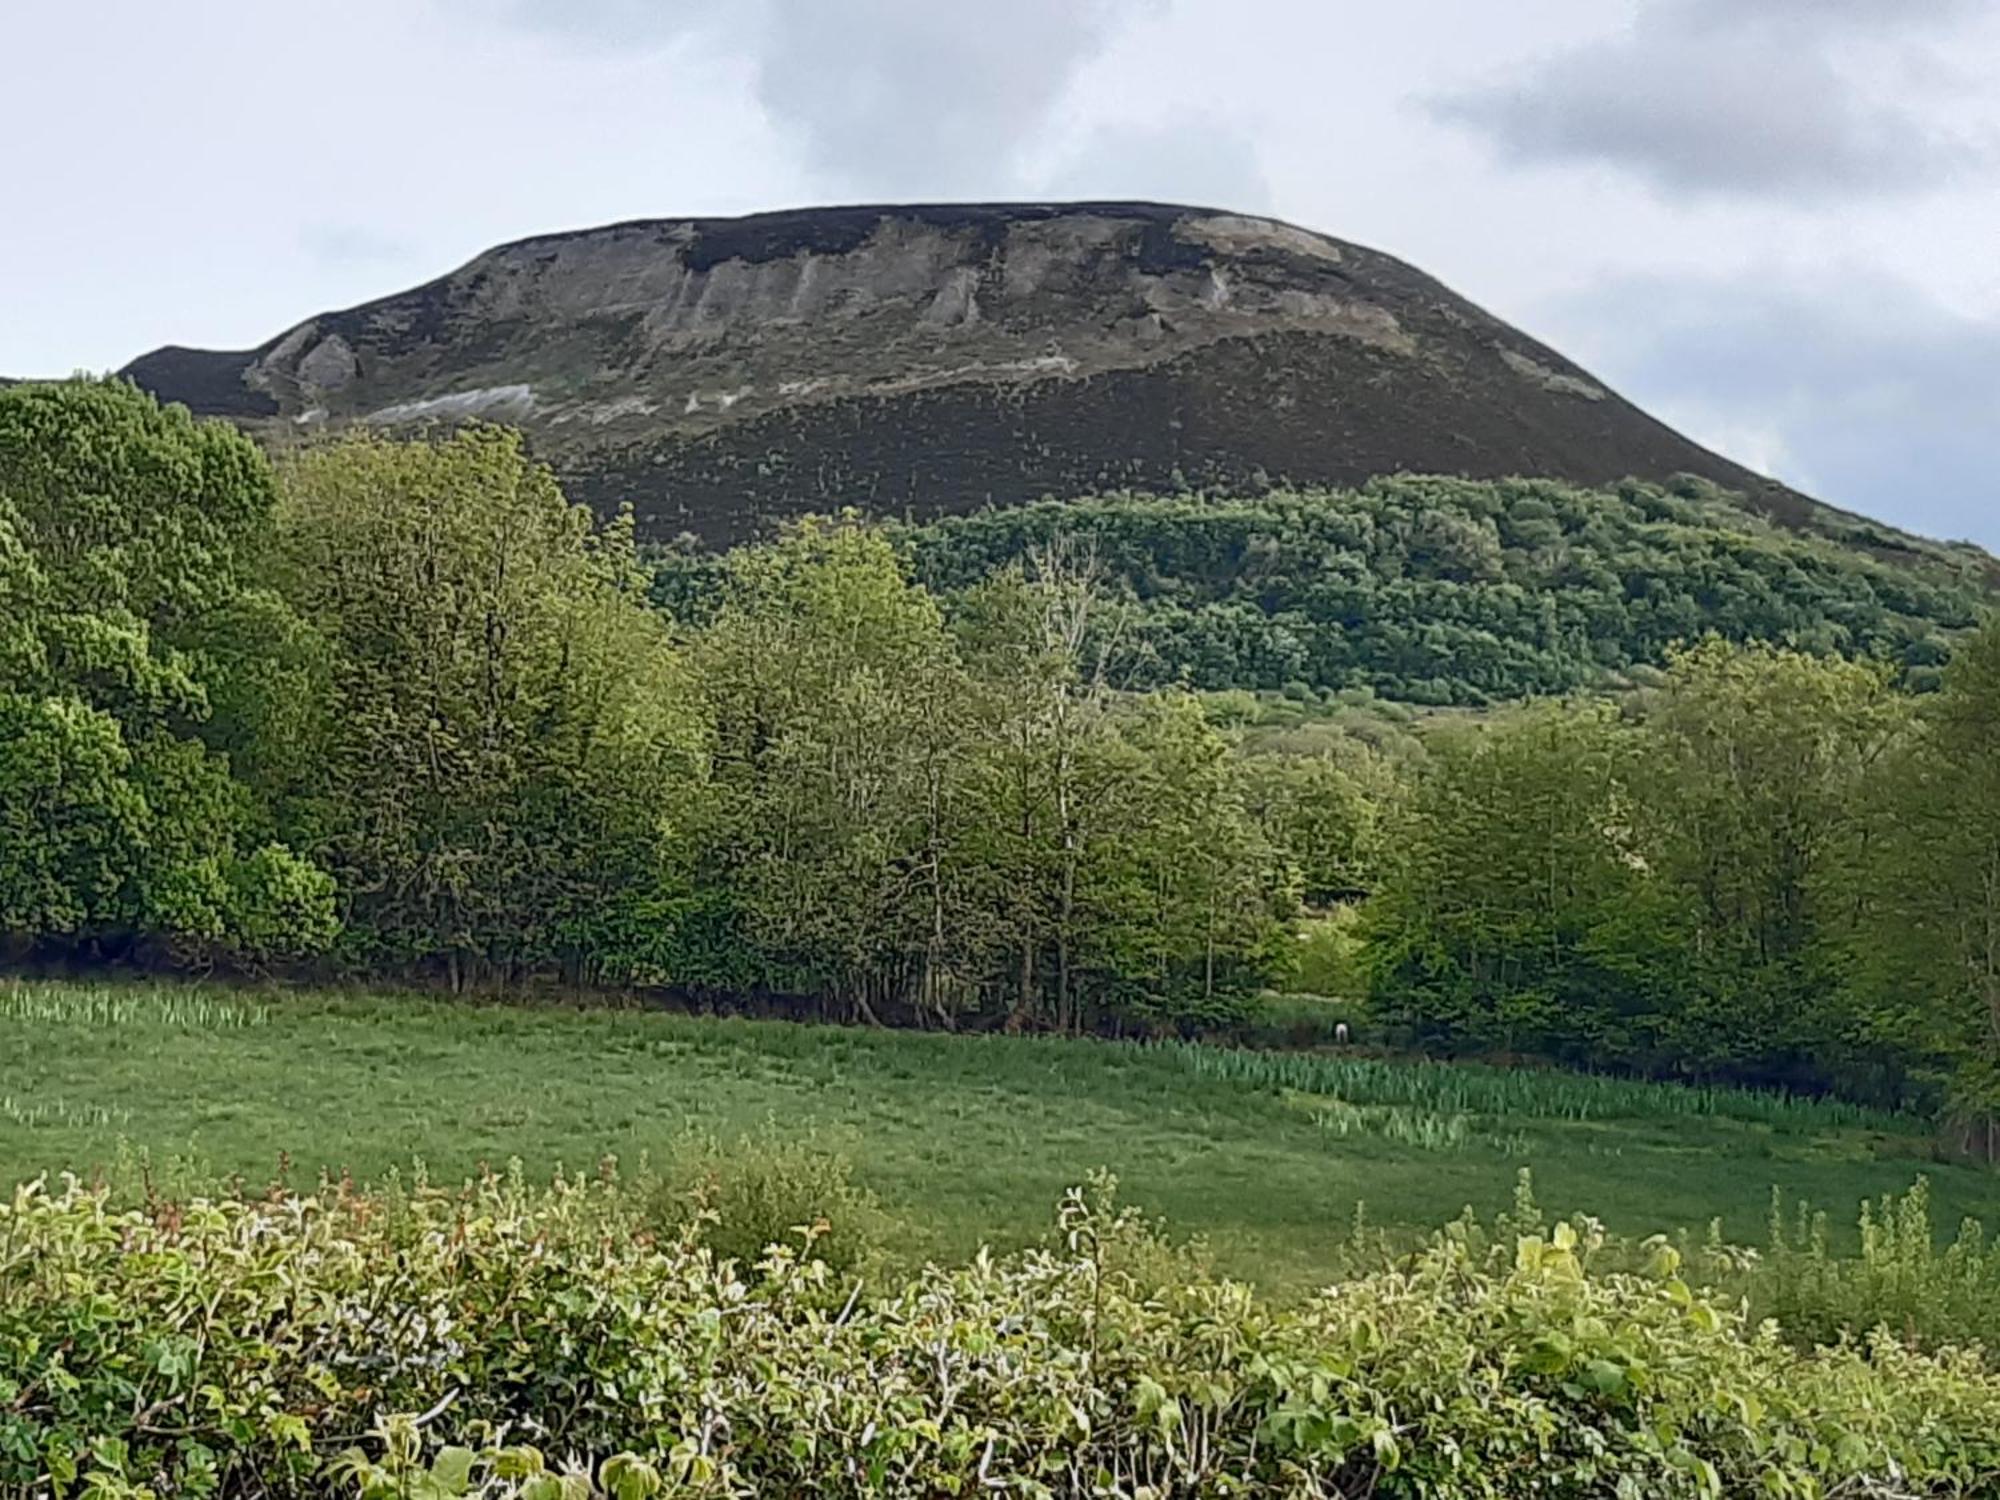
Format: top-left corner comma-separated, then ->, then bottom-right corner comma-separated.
4,380 -> 1999,1147
1365,638 -> 2000,1152
887,481 -> 1983,704
0,381 -> 1289,1029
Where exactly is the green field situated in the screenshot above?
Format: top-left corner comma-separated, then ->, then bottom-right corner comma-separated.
7,977 -> 2000,1291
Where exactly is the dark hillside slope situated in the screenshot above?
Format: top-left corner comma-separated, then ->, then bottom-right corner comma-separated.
121,200 -> 1886,548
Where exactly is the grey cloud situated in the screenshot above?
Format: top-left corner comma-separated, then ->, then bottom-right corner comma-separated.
1674,0 -> 1984,33
1554,272 -> 2000,546
475,0 -> 1154,195
750,0 -> 1139,190
1430,0 -> 1987,200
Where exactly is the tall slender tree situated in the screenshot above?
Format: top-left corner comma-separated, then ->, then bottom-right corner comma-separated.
694,517 -> 982,1020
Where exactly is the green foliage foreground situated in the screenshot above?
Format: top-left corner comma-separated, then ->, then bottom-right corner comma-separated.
6,1172 -> 2000,1499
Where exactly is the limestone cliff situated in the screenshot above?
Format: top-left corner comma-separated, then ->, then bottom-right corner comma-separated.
124,201 -> 1829,543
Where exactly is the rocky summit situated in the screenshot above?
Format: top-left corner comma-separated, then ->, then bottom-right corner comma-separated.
125,201 -> 1825,544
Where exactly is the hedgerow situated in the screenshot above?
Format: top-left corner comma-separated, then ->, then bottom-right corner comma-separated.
4,1172 -> 1998,1498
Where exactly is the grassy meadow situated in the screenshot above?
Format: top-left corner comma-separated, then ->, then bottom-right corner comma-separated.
6,976 -> 1999,1292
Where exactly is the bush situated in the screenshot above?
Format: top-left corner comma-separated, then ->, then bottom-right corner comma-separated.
221,844 -> 340,962
1753,1177 -> 2000,1362
1231,990 -> 1366,1050
5,1171 -> 2000,1497
646,1121 -> 890,1284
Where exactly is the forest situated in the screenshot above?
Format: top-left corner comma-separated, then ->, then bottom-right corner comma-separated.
654,477 -> 1990,703
3,378 -> 1998,1155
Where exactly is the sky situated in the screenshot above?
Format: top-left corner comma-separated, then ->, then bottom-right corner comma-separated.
5,0 -> 1997,544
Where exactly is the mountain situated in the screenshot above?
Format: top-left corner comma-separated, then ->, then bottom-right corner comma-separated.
120,201 -> 1868,547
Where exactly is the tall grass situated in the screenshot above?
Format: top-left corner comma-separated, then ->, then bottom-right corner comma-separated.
1152,1039 -> 1919,1133
1310,1098 -> 1478,1152
621,1014 -> 1918,1135
0,980 -> 270,1030
0,1095 -> 132,1129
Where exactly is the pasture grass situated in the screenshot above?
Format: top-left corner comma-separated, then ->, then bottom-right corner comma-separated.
5,975 -> 1999,1292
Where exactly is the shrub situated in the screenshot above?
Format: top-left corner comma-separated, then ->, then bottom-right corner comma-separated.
1232,988 -> 1364,1049
645,1121 -> 890,1284
5,1171 -> 2000,1497
1755,1177 -> 2000,1361
221,844 -> 340,962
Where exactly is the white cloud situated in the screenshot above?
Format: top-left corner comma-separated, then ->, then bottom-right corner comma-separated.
480,0 -> 1162,195
4,0 -> 1996,544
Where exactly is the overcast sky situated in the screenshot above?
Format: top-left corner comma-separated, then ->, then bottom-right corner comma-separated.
6,0 -> 1996,543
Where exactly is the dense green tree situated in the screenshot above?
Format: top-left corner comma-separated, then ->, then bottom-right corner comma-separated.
0,380 -> 333,960
1084,694 -> 1292,1026
0,695 -> 145,939
274,426 -> 702,985
689,527 -> 1288,1031
1367,642 -> 1932,1096
1633,641 -> 1906,1074
693,517 -> 985,1020
1240,743 -> 1397,907
952,542 -> 1134,1032
1840,622 -> 2000,1157
1366,703 -> 1674,1061
885,478 -> 1983,706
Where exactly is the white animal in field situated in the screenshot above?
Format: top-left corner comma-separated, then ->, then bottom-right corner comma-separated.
1335,1022 -> 1351,1046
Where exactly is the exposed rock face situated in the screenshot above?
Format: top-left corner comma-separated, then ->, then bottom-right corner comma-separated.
122,201 -> 1822,543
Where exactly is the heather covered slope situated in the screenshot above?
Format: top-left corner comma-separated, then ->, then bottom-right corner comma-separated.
122,200 -> 1864,545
